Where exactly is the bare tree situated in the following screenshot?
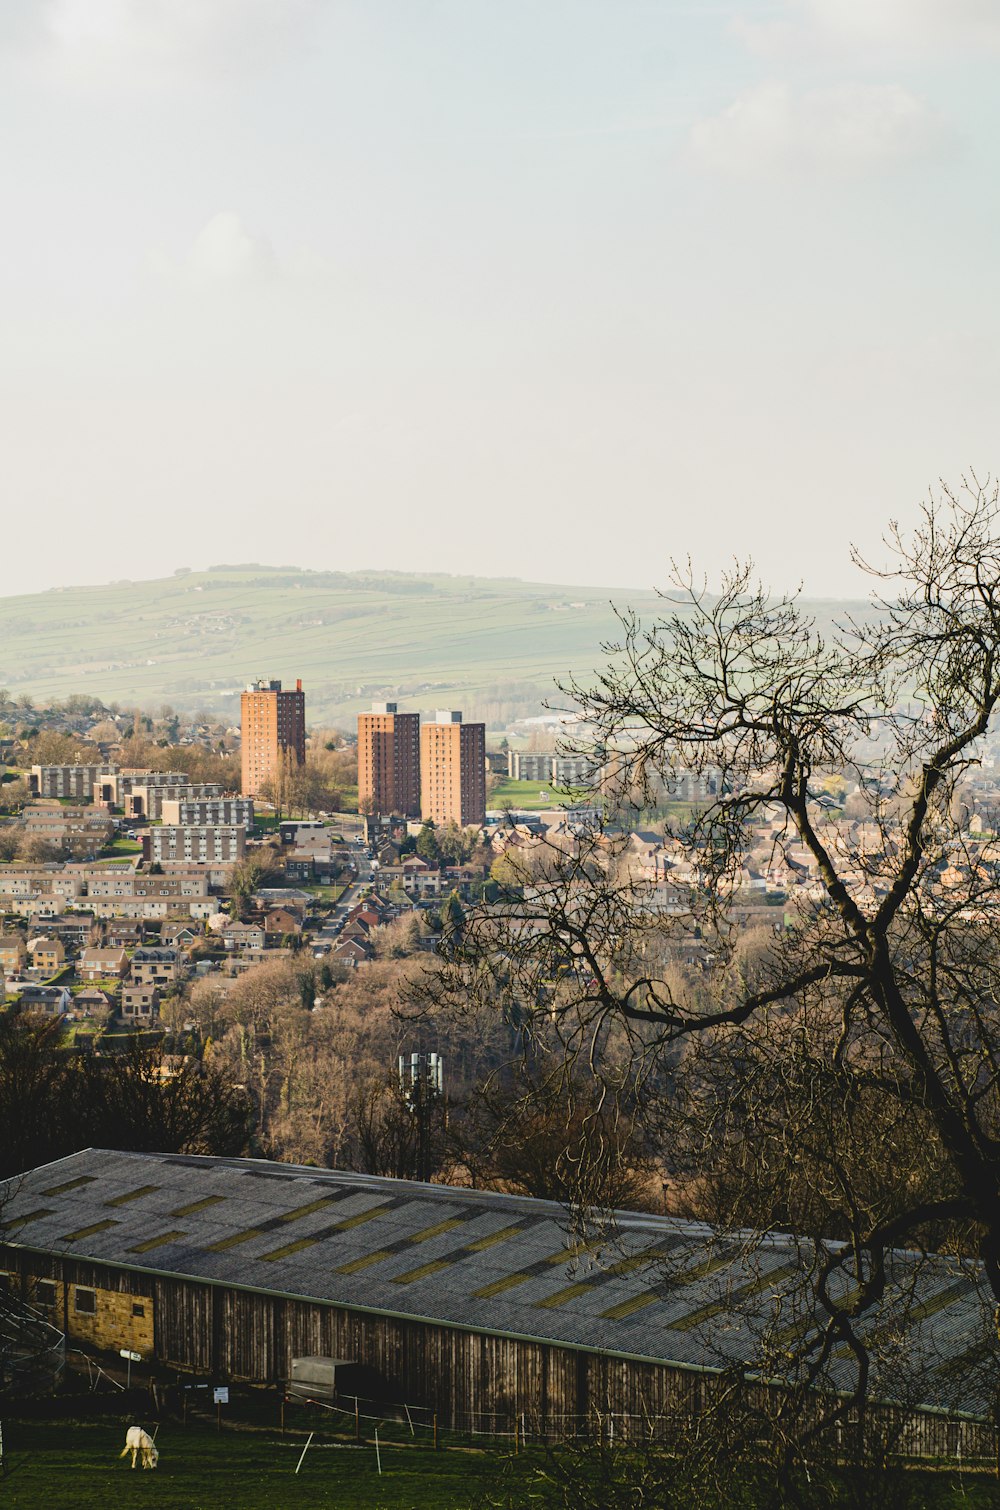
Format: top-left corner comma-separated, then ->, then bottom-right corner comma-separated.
419,477 -> 1000,1468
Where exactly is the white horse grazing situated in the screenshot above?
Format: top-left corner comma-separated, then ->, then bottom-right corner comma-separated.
120,1425 -> 159,1470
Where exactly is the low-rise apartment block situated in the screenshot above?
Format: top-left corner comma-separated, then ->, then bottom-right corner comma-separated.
146,826 -> 246,865
29,764 -> 116,800
0,866 -> 85,900
158,798 -> 254,829
124,783 -> 225,820
22,805 -> 113,842
507,751 -> 597,786
507,751 -> 552,782
87,896 -> 215,922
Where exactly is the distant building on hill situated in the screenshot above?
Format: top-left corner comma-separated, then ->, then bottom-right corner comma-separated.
507,750 -> 552,782
358,703 -> 421,817
240,679 -> 306,797
507,751 -> 598,788
420,711 -> 486,828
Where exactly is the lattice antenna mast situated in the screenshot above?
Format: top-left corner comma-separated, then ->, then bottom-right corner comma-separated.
398,1052 -> 444,1183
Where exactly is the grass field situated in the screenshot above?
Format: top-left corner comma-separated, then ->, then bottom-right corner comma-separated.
0,1419 -> 524,1509
488,778 -> 592,811
2,1417 -> 997,1510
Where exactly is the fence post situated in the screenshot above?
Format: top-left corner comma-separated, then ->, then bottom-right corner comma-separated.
355,1396 -> 360,1443
295,1431 -> 314,1475
374,1428 -> 382,1477
433,1412 -> 438,1451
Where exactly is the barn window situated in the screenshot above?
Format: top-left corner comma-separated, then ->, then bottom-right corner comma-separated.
36,1280 -> 57,1307
132,1302 -> 145,1318
74,1287 -> 97,1315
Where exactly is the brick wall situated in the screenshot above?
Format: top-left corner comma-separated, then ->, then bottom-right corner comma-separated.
31,1278 -> 155,1359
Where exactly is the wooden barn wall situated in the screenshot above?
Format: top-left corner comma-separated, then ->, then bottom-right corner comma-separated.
3,1246 -> 997,1456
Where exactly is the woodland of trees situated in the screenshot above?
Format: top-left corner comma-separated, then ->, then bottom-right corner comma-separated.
0,1015 -> 250,1181
153,945 -> 643,1204
256,731 -> 358,817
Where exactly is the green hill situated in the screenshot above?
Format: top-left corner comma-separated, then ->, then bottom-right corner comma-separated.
0,566 -> 665,728
0,566 -> 865,730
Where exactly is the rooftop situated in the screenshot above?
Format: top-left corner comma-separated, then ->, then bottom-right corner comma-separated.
0,1149 -> 993,1417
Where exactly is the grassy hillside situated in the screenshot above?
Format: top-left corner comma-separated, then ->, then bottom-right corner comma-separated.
0,566 -> 662,727
0,566 -> 863,729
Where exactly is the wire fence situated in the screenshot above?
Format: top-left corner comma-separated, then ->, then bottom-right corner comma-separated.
277,1390 -> 1000,1468
39,1350 -> 1000,1473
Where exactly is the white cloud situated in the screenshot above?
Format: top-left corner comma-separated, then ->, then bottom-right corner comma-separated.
151,213 -> 277,288
806,0 -> 1000,48
735,0 -> 1000,59
689,82 -> 946,177
37,0 -> 318,77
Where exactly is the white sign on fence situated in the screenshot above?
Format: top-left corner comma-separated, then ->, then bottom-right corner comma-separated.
213,1386 -> 229,1405
119,1349 -> 141,1363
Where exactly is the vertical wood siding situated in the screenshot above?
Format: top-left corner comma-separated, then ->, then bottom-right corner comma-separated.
2,1244 -> 994,1457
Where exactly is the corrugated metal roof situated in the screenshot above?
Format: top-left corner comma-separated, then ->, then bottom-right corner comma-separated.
1,1149 -> 994,1416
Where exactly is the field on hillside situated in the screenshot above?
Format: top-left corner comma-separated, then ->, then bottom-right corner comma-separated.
0,566 -> 864,728
0,566 -> 652,727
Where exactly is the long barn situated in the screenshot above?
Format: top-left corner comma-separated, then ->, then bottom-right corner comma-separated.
1,1148 -> 996,1451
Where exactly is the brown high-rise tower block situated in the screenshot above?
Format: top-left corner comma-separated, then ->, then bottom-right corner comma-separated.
241,679 -> 306,797
357,703 -> 421,817
420,710 -> 486,828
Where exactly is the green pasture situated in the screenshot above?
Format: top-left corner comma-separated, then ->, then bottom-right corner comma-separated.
0,1419 -> 527,1509
0,1417 -> 996,1510
488,778 -> 592,811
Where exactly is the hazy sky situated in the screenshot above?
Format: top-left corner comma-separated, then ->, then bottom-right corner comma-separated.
2,0 -> 997,598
